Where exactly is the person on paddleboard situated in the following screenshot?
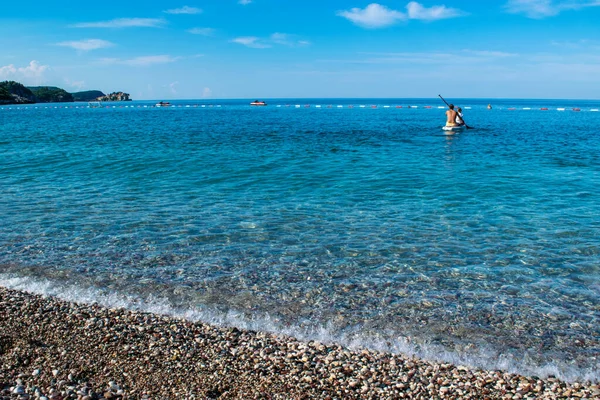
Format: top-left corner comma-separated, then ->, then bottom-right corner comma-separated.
445,104 -> 459,127
455,107 -> 465,126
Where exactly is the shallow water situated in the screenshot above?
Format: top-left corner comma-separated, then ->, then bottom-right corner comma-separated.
1,98 -> 599,381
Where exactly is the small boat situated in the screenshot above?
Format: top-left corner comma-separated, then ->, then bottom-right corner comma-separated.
156,101 -> 171,107
250,100 -> 267,106
442,125 -> 466,132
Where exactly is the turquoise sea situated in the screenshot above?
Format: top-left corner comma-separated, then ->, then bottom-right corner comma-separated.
1,98 -> 599,382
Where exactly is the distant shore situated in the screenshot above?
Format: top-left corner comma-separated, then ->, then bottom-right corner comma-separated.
0,80 -> 130,105
1,286 -> 597,399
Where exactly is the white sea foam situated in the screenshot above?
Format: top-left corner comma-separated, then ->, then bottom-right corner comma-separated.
1,274 -> 597,383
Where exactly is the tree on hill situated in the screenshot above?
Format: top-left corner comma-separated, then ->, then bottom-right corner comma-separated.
1,81 -> 129,104
0,81 -> 36,104
71,90 -> 106,102
28,86 -> 74,103
0,86 -> 11,101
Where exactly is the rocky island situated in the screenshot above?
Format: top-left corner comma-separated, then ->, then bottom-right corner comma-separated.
95,91 -> 131,102
0,80 -> 131,105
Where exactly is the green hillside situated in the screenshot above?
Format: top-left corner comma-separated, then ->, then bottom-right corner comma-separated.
71,90 -> 105,102
0,81 -> 127,104
28,86 -> 75,103
0,86 -> 11,101
0,81 -> 36,104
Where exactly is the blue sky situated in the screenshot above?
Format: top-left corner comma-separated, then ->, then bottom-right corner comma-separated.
1,0 -> 599,99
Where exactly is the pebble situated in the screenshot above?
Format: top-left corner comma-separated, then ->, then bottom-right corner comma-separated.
0,286 -> 597,399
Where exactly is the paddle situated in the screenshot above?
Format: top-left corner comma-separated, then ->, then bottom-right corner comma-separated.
438,94 -> 473,129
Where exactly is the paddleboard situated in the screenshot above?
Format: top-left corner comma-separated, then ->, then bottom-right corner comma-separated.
442,125 -> 466,132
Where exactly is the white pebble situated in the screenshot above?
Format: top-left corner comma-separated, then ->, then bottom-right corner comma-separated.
13,385 -> 25,394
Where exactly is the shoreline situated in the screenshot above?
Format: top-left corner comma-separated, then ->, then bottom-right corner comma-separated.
1,286 -> 598,399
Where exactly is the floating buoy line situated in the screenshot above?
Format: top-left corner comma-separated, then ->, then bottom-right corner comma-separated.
1,104 -> 599,112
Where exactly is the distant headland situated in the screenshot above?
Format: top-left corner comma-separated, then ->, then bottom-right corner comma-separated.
0,80 -> 131,105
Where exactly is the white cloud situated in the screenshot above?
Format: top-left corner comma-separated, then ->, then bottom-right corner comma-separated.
56,39 -> 114,51
168,81 -> 179,94
337,2 -> 465,28
164,6 -> 202,14
72,18 -> 166,28
319,49 -> 519,65
270,33 -> 311,47
123,55 -> 180,66
461,50 -> 518,57
337,3 -> 406,28
270,32 -> 289,45
187,27 -> 216,36
64,78 -> 85,90
238,0 -> 252,5
406,1 -> 465,21
550,39 -> 600,50
505,0 -> 600,18
0,65 -> 17,77
231,36 -> 271,48
0,60 -> 49,84
202,87 -> 212,98
231,34 -> 310,48
99,55 -> 180,66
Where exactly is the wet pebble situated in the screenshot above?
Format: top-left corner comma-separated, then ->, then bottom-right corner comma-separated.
0,286 -> 597,399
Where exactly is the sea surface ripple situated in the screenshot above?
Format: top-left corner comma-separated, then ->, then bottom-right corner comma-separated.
1,98 -> 599,382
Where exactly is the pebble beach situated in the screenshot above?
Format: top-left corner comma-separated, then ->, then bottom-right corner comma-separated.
1,287 -> 598,400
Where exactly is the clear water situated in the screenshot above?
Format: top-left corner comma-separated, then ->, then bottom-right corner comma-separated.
1,98 -> 599,382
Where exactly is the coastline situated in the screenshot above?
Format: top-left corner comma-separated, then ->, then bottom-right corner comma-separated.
1,287 -> 597,399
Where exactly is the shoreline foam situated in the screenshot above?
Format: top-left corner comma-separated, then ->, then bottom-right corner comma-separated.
1,286 -> 598,399
2,274 -> 598,384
